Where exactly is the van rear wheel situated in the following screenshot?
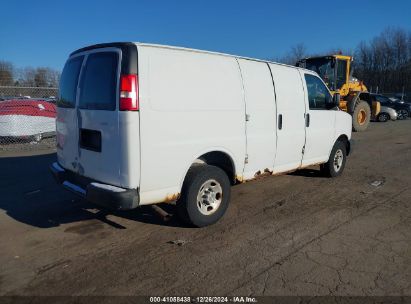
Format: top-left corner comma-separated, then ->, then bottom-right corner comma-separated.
176,165 -> 231,227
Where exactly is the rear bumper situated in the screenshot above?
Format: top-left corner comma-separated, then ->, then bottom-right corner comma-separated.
50,162 -> 139,210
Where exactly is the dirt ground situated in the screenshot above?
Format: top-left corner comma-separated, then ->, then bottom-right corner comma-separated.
0,136 -> 56,153
0,120 -> 410,297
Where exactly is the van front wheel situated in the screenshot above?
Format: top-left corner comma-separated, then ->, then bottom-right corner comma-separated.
177,165 -> 231,227
320,141 -> 347,177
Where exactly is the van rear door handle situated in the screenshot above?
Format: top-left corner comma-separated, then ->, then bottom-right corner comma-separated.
278,114 -> 283,130
305,113 -> 310,127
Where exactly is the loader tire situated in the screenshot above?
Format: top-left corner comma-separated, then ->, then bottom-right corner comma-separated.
352,101 -> 371,132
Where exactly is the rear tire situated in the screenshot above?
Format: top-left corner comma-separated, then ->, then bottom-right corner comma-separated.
321,141 -> 347,178
352,101 -> 371,132
377,113 -> 389,122
176,165 -> 231,227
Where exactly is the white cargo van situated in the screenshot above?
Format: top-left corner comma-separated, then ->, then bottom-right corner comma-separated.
51,42 -> 352,227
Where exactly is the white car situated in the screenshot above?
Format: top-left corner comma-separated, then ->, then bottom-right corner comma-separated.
376,106 -> 398,122
51,43 -> 352,227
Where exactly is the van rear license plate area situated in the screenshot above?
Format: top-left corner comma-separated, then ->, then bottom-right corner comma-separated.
79,129 -> 101,152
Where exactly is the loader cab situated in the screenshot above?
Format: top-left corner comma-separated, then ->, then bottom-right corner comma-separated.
297,55 -> 351,94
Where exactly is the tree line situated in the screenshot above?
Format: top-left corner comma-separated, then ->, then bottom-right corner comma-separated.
278,27 -> 411,95
0,62 -> 60,87
355,28 -> 411,94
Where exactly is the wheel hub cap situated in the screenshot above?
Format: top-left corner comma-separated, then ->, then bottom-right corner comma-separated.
196,179 -> 223,215
357,110 -> 366,125
333,149 -> 344,172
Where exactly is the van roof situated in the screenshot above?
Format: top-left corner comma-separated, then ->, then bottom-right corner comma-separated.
70,42 -> 314,74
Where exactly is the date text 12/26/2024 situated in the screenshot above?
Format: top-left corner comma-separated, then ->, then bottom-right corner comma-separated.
149,296 -> 258,303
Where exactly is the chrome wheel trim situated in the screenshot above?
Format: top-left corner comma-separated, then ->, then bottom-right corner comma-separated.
333,149 -> 344,172
379,114 -> 388,122
196,179 -> 223,216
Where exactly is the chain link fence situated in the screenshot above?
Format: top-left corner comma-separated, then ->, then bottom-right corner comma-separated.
0,86 -> 58,152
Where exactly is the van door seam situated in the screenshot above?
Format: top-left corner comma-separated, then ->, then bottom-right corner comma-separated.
266,63 -> 278,168
297,70 -> 309,165
235,58 -> 248,170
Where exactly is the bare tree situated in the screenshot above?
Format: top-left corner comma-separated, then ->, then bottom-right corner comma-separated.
42,68 -> 60,87
277,43 -> 307,65
13,66 -> 60,87
355,27 -> 411,95
34,68 -> 48,87
20,67 -> 37,87
291,43 -> 307,61
0,61 -> 14,86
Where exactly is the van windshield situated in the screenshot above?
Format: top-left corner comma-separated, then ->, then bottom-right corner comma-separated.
304,58 -> 335,90
79,52 -> 119,110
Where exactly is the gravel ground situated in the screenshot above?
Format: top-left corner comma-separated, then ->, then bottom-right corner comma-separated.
0,136 -> 56,154
0,120 -> 410,298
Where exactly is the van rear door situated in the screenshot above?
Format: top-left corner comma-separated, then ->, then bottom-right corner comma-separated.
76,49 -> 122,185
57,48 -> 122,186
56,55 -> 84,173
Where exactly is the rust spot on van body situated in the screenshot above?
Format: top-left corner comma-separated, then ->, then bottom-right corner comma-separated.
164,193 -> 180,203
271,168 -> 297,176
254,168 -> 273,179
236,162 -> 327,184
235,175 -> 245,183
298,161 -> 326,170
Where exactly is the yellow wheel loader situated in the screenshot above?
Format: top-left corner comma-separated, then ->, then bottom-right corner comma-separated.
297,55 -> 380,131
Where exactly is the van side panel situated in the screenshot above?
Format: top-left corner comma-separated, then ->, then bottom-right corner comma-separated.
237,59 -> 277,180
137,46 -> 246,204
268,64 -> 306,173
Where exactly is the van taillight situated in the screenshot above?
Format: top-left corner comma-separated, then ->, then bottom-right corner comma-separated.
120,74 -> 138,111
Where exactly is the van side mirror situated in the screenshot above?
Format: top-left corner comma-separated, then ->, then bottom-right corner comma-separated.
326,93 -> 340,109
332,93 -> 340,108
